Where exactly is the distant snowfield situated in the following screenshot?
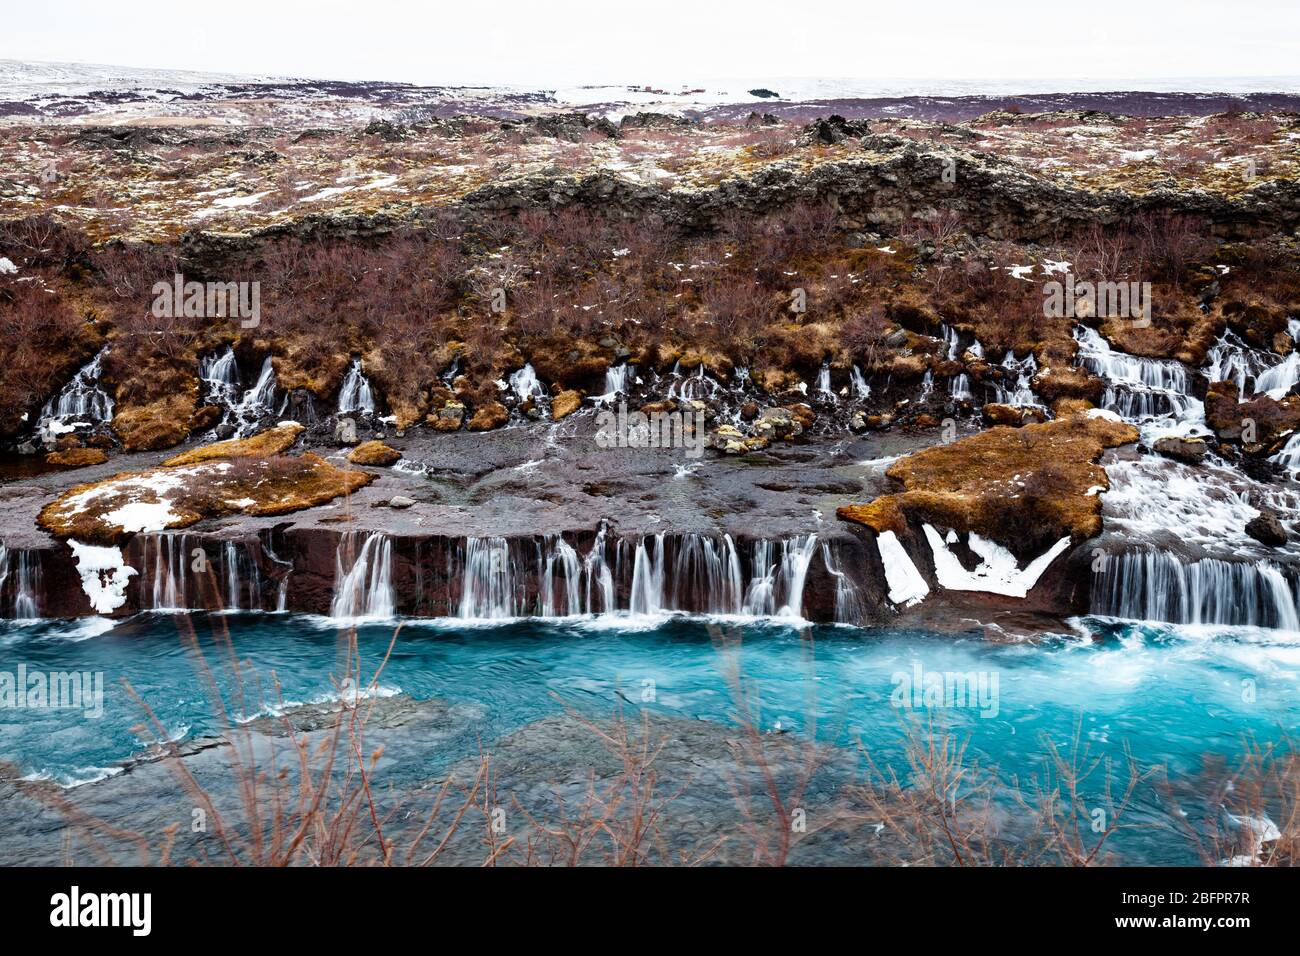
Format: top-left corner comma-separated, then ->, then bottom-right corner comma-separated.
4,58 -> 1300,120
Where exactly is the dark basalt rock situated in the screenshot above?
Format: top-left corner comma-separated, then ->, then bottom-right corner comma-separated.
1246,509 -> 1288,547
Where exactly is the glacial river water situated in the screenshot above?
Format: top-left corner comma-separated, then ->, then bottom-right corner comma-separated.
2,611 -> 1296,864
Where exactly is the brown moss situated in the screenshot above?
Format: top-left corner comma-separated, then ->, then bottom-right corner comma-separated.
838,412 -> 1138,552
1204,381 -> 1300,447
38,452 -> 373,545
467,401 -> 508,431
111,391 -> 197,452
550,389 -> 584,420
347,440 -> 402,466
163,422 -> 304,466
46,447 -> 108,467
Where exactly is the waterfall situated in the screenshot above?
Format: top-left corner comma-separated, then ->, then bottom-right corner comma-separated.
37,348 -> 114,440
201,351 -> 281,438
816,363 -> 837,402
1271,432 -> 1300,474
670,533 -> 744,614
630,534 -> 667,615
949,373 -> 971,401
200,347 -> 241,408
222,540 -> 263,611
667,364 -> 717,401
776,534 -> 818,618
1093,550 -> 1300,630
919,370 -> 934,398
595,363 -> 634,404
993,350 -> 1039,406
1,546 -> 42,619
331,532 -> 394,619
1203,325 -> 1300,400
743,534 -> 818,618
337,358 -> 376,415
1074,326 -> 1198,424
145,533 -> 192,610
820,542 -> 865,625
458,537 -> 518,619
940,324 -> 962,361
583,525 -> 617,614
540,537 -> 583,617
509,363 -> 545,402
850,365 -> 870,400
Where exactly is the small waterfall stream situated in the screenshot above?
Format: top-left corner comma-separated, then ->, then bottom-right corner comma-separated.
509,363 -> 545,403
0,545 -> 42,619
337,358 -> 376,415
992,350 -> 1039,406
199,349 -> 282,437
331,532 -> 394,619
37,348 -> 114,441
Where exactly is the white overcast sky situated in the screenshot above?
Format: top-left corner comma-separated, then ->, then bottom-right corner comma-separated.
3,0 -> 1298,87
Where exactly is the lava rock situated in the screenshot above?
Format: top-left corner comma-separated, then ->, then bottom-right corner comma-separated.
334,417 -> 359,446
1246,510 -> 1288,546
1153,435 -> 1209,464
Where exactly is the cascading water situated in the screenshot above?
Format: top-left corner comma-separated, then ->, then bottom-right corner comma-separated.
667,363 -> 718,401
1093,550 -> 1300,630
993,350 -> 1039,406
200,351 -> 281,438
594,363 -> 634,404
539,536 -> 583,617
458,536 -> 519,619
331,532 -> 394,619
509,364 -> 545,403
850,365 -> 870,400
0,545 -> 41,619
820,542 -> 865,625
1073,326 -> 1200,433
816,363 -> 837,403
337,357 -> 376,415
1098,457 -> 1300,629
1203,325 -> 1300,400
37,348 -> 113,442
670,533 -> 744,614
742,534 -> 818,618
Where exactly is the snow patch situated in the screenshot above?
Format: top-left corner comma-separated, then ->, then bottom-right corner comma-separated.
923,525 -> 1071,598
68,540 -> 138,614
876,531 -> 929,607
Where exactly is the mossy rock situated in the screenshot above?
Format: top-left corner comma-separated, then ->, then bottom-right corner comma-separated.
347,440 -> 402,466
838,412 -> 1138,555
163,423 -> 304,467
47,447 -> 108,468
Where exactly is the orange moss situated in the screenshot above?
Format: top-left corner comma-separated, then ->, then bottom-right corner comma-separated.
838,412 -> 1138,549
